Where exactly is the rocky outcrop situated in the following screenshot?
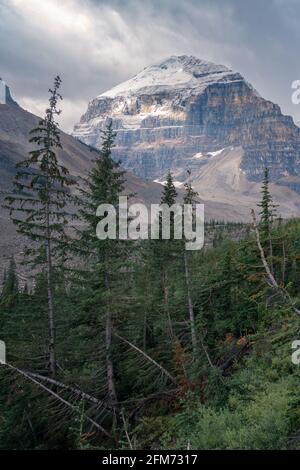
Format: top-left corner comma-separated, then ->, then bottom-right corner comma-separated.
0,78 -> 18,106
73,55 -> 300,191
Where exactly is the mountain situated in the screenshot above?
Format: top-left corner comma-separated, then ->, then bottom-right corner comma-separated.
0,83 -> 166,281
1,78 -> 250,283
0,78 -> 18,107
73,55 -> 300,217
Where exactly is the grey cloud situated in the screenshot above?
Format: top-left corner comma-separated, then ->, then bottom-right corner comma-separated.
1,0 -> 300,131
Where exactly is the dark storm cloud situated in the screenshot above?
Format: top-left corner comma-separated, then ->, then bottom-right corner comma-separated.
1,0 -> 300,131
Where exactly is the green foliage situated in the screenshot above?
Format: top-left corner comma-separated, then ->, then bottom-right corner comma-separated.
2,118 -> 300,450
161,170 -> 177,206
160,328 -> 300,450
4,76 -> 76,265
161,384 -> 292,450
0,257 -> 18,310
258,167 -> 278,235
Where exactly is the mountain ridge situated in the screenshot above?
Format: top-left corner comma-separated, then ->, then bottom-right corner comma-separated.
99,55 -> 247,99
0,90 -> 164,281
73,54 -> 300,216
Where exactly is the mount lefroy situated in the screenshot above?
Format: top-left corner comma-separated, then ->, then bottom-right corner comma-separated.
73,55 -> 300,218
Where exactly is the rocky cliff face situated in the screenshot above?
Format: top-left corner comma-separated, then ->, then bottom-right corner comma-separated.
0,78 -> 18,106
73,55 -> 300,191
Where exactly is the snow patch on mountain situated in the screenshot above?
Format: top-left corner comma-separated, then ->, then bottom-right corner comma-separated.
193,148 -> 228,160
153,178 -> 184,188
208,148 -> 227,157
193,152 -> 204,159
99,55 -> 245,99
73,55 -> 260,147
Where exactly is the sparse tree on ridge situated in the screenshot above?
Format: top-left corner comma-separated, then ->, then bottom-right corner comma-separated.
257,167 -> 278,274
258,167 -> 277,235
183,173 -> 199,356
4,76 -> 76,377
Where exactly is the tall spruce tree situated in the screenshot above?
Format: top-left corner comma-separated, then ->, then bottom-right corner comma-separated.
161,171 -> 178,207
161,171 -> 178,340
0,257 -> 18,309
257,167 -> 278,274
4,76 -> 76,376
183,175 -> 199,355
77,121 -> 126,403
0,257 -> 19,348
149,171 -> 181,343
258,167 -> 277,234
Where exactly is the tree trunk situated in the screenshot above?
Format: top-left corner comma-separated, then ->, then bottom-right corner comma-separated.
251,209 -> 300,317
281,240 -> 286,286
184,251 -> 197,356
162,268 -> 174,341
45,201 -> 56,377
104,270 -> 118,403
268,227 -> 274,275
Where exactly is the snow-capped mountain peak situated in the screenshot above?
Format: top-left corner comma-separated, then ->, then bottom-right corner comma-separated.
100,55 -> 238,99
72,54 -> 300,222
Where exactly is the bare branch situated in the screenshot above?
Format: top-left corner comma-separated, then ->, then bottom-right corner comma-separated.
251,209 -> 300,317
1,363 -> 113,439
114,333 -> 178,385
26,371 -> 114,411
121,409 -> 133,450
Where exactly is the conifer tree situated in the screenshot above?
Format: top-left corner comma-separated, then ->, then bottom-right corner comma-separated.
4,76 -> 76,376
78,121 -> 125,247
149,171 -> 180,342
0,256 -> 18,309
161,170 -> 178,207
183,174 -> 199,355
257,167 -> 277,273
77,121 -> 126,403
0,257 -> 19,349
258,167 -> 277,234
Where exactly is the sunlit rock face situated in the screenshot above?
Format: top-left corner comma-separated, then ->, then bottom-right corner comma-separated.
73,55 -> 300,191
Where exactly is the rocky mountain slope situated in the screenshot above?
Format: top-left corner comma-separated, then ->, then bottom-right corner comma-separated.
1,81 -> 244,282
73,55 -> 300,214
0,84 -> 166,281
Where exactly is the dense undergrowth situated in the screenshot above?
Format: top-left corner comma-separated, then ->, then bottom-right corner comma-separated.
1,219 -> 300,450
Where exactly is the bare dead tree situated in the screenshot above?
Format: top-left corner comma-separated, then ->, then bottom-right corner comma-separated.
1,362 -> 113,439
251,209 -> 300,317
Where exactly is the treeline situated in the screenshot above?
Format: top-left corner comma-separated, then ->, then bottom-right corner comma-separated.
0,79 -> 299,450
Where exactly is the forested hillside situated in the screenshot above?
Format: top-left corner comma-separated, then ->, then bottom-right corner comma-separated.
0,81 -> 299,450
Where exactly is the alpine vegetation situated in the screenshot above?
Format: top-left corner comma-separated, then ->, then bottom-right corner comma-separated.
1,70 -> 300,451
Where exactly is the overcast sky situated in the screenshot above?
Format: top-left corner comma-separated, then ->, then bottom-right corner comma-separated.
1,0 -> 300,132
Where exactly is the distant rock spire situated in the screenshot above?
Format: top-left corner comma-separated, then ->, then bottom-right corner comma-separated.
0,78 -> 18,106
0,78 -> 6,104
